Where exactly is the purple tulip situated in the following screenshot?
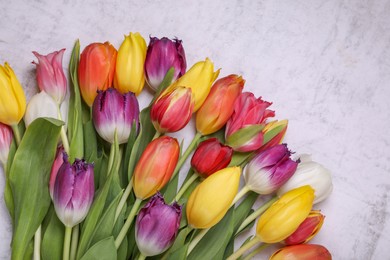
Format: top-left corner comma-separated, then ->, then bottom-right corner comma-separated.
49,146 -> 65,199
52,153 -> 94,227
32,49 -> 67,105
145,36 -> 186,91
92,88 -> 139,144
135,192 -> 182,256
0,122 -> 13,166
244,144 -> 298,194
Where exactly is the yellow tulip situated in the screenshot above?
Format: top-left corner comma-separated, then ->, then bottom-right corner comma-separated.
186,166 -> 240,229
256,185 -> 314,243
115,32 -> 147,95
0,63 -> 26,125
168,58 -> 220,111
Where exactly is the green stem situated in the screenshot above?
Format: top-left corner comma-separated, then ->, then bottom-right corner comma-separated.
63,226 -> 72,260
172,132 -> 202,179
114,179 -> 133,222
70,224 -> 79,260
115,198 -> 142,249
242,243 -> 270,260
107,142 -> 115,175
57,105 -> 70,154
226,236 -> 261,260
11,124 -> 21,146
235,196 -> 278,235
137,253 -> 146,260
152,131 -> 161,140
231,185 -> 251,206
33,225 -> 41,260
187,228 -> 210,256
173,170 -> 198,202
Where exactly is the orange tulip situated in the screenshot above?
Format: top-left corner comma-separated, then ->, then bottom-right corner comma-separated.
270,244 -> 332,260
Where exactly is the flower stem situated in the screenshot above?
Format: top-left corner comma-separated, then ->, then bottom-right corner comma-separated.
242,243 -> 270,260
231,185 -> 251,206
173,170 -> 198,202
115,198 -> 142,249
226,236 -> 261,260
137,253 -> 146,260
107,142 -> 115,175
63,226 -> 72,260
187,228 -> 210,256
11,124 -> 21,146
70,224 -> 79,260
114,179 -> 133,222
172,132 -> 202,179
33,225 -> 41,260
235,196 -> 278,235
152,131 -> 161,140
57,105 -> 70,154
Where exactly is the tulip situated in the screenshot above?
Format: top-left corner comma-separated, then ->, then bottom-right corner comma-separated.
0,123 -> 13,166
260,119 -> 288,150
256,185 -> 314,243
167,58 -> 220,111
195,75 -> 244,135
133,136 -> 180,200
135,193 -> 181,257
115,32 -> 147,95
284,210 -> 325,245
92,88 -> 139,144
32,49 -> 67,104
78,42 -> 117,106
150,86 -> 194,133
0,62 -> 26,126
225,92 -> 275,152
277,155 -> 333,204
244,144 -> 298,195
24,91 -> 68,128
52,153 -> 94,227
191,138 -> 233,178
186,166 -> 241,229
49,146 -> 65,199
269,244 -> 332,260
145,36 -> 186,91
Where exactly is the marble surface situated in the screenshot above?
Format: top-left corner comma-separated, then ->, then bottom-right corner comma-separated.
1,0 -> 390,259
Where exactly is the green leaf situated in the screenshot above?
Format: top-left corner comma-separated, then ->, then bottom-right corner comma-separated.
159,227 -> 191,260
4,138 -> 17,223
229,151 -> 252,167
80,236 -> 117,260
232,191 -> 258,233
161,169 -> 180,203
122,123 -> 138,184
226,124 -> 265,148
41,206 -> 64,260
9,118 -> 62,259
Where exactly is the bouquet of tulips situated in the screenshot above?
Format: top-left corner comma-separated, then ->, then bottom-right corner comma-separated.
0,32 -> 334,260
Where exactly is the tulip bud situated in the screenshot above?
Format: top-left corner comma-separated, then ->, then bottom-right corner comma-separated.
186,166 -> 241,229
270,244 -> 332,260
115,32 -> 147,95
256,186 -> 314,243
169,58 -> 220,111
191,138 -> 233,178
196,75 -> 244,135
0,62 -> 26,126
225,92 -> 275,152
32,49 -> 67,104
145,36 -> 186,91
135,193 -> 182,256
133,136 -> 180,200
150,86 -> 194,133
52,154 -> 94,227
92,88 -> 139,144
49,146 -> 65,199
24,91 -> 68,128
283,210 -> 325,245
78,42 -> 117,106
277,155 -> 333,204
244,144 -> 298,195
260,119 -> 288,150
0,123 -> 13,166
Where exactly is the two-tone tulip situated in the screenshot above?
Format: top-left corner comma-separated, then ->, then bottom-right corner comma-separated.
52,153 -> 94,227
115,32 -> 147,95
225,92 -> 275,152
49,146 -> 65,199
135,193 -> 181,257
92,88 -> 139,144
244,144 -> 298,195
32,49 -> 67,105
0,123 -> 13,166
186,166 -> 240,229
78,42 -> 117,106
277,155 -> 333,204
0,63 -> 26,126
196,75 -> 244,135
260,119 -> 288,151
191,138 -> 233,178
133,136 -> 180,200
283,210 -> 325,245
150,86 -> 194,133
270,244 -> 332,260
145,36 -> 186,91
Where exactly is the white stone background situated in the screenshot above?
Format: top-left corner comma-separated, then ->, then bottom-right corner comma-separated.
0,0 -> 390,259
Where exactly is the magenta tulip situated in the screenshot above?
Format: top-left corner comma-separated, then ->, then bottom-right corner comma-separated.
0,122 -> 13,166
